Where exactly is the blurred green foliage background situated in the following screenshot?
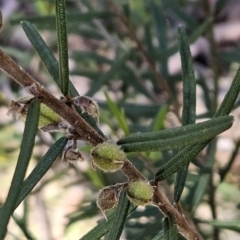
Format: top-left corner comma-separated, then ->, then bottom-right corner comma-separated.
0,0 -> 240,239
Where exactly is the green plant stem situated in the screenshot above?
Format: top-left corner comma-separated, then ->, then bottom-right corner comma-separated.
0,100 -> 40,239
56,0 -> 69,96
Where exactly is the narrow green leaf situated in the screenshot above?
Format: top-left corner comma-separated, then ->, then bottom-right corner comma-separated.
56,0 -> 69,95
104,92 -> 130,135
120,119 -> 232,152
0,100 -> 40,239
80,204 -> 136,240
150,231 -> 164,240
155,143 -> 206,181
87,50 -> 132,96
152,105 -> 168,131
163,216 -> 178,240
21,20 -> 78,97
106,191 -> 130,240
214,66 -> 240,117
155,63 -> 240,181
207,220 -> 240,233
174,26 -> 196,202
191,140 -> 216,213
11,11 -> 112,26
155,64 -> 240,181
117,116 -> 233,148
155,123 -> 228,181
15,137 -> 68,209
118,115 -> 232,144
178,27 -> 196,125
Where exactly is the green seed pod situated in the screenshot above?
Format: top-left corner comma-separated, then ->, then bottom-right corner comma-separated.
38,104 -> 61,129
127,181 -> 154,206
91,142 -> 126,172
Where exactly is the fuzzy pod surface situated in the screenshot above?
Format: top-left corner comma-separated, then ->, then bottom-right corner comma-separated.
91,142 -> 126,172
127,181 -> 154,206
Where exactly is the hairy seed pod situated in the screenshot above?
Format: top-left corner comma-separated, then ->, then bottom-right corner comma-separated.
91,142 -> 126,172
127,181 -> 154,206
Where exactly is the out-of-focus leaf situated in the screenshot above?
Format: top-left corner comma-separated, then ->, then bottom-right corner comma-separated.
86,50 -> 132,96
120,118 -> 232,153
214,66 -> 240,116
162,0 -> 198,30
99,102 -> 161,120
150,1 -> 168,76
72,51 -> 113,65
152,105 -> 168,131
218,51 -> 240,64
155,18 -> 212,62
190,140 -> 216,213
105,92 -> 130,135
204,220 -> 240,233
151,231 -> 164,240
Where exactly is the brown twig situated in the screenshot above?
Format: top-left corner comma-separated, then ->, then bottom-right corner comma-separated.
152,181 -> 203,240
0,48 -> 105,146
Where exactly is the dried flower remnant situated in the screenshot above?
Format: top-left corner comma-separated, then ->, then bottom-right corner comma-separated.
97,183 -> 126,219
127,180 -> 154,206
62,146 -> 84,166
91,142 -> 126,172
7,95 -> 35,119
72,96 -> 99,120
7,100 -> 28,120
